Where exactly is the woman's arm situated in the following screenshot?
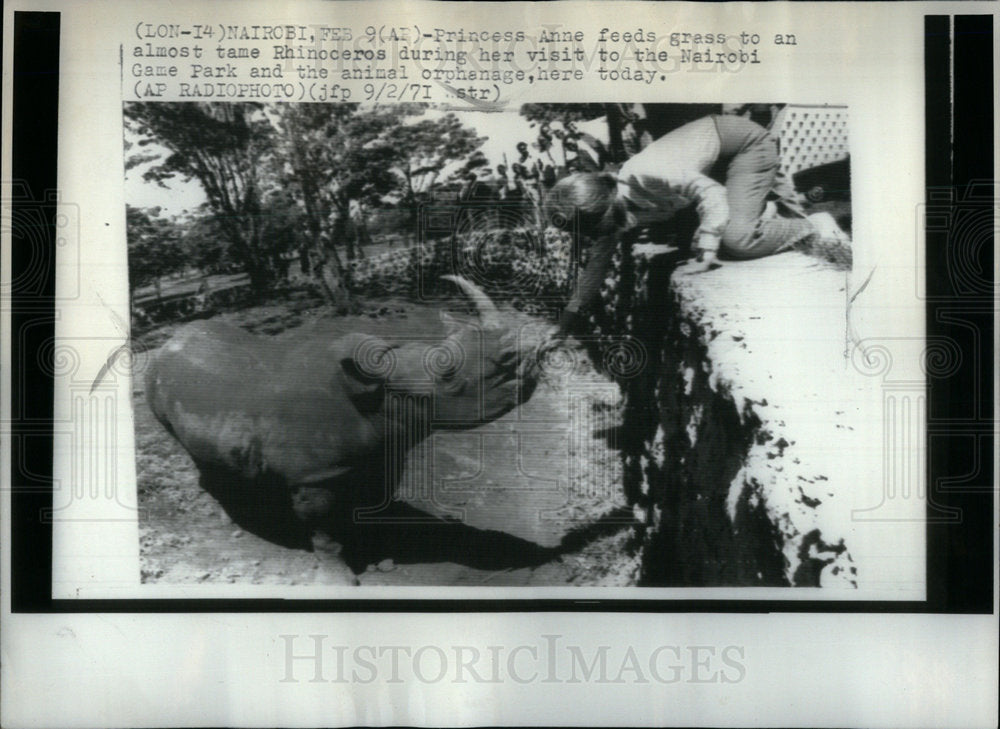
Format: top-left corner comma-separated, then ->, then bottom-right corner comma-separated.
678,246 -> 720,275
680,173 -> 729,253
561,229 -> 620,326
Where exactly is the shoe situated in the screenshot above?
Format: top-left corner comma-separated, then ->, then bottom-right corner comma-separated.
807,212 -> 851,245
802,212 -> 853,268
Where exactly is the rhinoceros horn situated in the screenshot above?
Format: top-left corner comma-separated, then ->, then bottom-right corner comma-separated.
441,275 -> 501,329
440,275 -> 542,394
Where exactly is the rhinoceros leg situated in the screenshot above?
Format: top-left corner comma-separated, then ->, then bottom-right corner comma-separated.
198,466 -> 313,551
201,469 -> 360,584
308,531 -> 360,585
287,459 -> 396,575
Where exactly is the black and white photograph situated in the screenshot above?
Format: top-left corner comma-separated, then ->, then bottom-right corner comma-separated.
4,2 -> 995,726
126,101 -> 883,591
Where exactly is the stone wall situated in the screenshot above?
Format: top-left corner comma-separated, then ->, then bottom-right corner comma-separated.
592,244 -> 861,588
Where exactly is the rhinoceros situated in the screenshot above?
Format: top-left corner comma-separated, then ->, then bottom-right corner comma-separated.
144,276 -> 543,573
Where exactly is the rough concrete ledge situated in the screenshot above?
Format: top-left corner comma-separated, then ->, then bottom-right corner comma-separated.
622,249 -> 865,588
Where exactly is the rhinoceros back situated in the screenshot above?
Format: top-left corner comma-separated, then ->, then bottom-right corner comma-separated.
146,320 -> 383,485
145,321 -> 278,478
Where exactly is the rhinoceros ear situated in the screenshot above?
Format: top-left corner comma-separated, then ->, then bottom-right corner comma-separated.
439,310 -> 463,336
335,334 -> 394,410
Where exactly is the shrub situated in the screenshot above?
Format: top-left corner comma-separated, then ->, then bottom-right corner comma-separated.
345,227 -> 579,312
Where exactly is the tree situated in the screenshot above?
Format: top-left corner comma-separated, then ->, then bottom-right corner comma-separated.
385,113 -> 487,244
273,104 -> 416,305
126,205 -> 187,295
124,102 -> 281,292
520,103 -> 635,164
256,188 -> 305,281
519,103 -> 608,125
178,207 -> 231,275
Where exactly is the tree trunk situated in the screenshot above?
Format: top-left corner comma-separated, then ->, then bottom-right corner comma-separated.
332,211 -> 355,262
233,213 -> 275,295
326,236 -> 346,278
305,210 -> 351,310
408,194 -> 420,247
605,104 -> 628,164
272,250 -> 290,280
246,260 -> 272,294
314,259 -> 352,312
354,212 -> 372,259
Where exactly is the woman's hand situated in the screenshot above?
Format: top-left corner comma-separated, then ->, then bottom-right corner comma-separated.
679,249 -> 721,275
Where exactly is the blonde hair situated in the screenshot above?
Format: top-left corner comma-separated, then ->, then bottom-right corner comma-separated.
545,173 -> 625,237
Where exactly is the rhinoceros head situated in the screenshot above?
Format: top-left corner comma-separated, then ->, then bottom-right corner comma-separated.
337,276 -> 538,429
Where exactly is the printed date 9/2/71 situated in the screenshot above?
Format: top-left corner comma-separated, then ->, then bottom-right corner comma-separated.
360,83 -> 432,101
309,83 -> 431,102
364,82 -> 501,102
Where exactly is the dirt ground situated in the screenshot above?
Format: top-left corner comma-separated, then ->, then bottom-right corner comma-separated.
135,293 -> 640,587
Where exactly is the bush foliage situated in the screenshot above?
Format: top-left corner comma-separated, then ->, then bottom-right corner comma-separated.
346,226 -> 579,313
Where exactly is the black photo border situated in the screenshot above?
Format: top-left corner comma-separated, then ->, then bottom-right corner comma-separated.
7,11 -> 994,614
